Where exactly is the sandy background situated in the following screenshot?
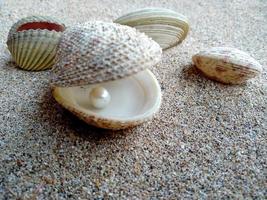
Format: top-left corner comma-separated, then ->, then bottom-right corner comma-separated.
0,0 -> 266,199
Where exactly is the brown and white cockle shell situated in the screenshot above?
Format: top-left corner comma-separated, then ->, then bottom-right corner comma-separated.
6,16 -> 65,71
52,21 -> 162,87
51,21 -> 162,130
192,47 -> 263,84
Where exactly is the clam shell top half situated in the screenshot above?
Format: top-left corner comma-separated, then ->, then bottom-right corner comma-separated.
114,7 -> 189,50
52,21 -> 162,87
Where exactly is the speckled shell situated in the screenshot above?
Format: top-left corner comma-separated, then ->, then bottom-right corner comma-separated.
114,7 -> 189,50
192,47 -> 263,84
7,16 -> 65,71
52,21 -> 162,87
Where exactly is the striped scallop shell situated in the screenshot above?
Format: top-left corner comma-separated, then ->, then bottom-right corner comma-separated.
52,21 -> 162,87
114,7 -> 189,50
192,47 -> 263,84
7,16 -> 65,71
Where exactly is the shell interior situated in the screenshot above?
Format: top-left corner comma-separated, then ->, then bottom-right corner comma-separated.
53,69 -> 161,129
16,22 -> 65,32
7,15 -> 65,40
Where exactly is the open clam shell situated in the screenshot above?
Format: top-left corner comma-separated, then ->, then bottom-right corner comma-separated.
52,21 -> 162,130
7,16 -> 65,71
53,69 -> 161,130
114,7 -> 189,50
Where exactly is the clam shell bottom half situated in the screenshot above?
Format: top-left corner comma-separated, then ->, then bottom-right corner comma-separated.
52,69 -> 162,130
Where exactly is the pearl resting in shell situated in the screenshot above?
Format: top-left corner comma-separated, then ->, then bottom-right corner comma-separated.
52,21 -> 162,130
89,86 -> 111,109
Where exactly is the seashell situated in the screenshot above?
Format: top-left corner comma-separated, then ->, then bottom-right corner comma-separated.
192,47 -> 263,84
52,21 -> 162,130
114,7 -> 189,50
6,16 -> 65,71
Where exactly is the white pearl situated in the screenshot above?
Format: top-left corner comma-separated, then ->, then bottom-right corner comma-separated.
89,86 -> 111,109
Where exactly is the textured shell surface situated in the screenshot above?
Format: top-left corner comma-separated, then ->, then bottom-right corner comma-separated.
52,21 -> 162,87
192,47 -> 263,84
6,15 -> 65,71
114,7 -> 189,50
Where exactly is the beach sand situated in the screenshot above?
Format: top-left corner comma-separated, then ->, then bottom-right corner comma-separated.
0,0 -> 266,199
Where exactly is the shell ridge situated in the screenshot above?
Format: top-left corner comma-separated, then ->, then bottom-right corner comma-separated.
26,36 -> 48,70
32,39 -> 56,70
21,30 -> 35,68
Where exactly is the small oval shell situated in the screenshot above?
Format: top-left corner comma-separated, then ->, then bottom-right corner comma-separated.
192,47 -> 263,84
114,7 -> 189,50
52,21 -> 162,87
6,16 -> 65,71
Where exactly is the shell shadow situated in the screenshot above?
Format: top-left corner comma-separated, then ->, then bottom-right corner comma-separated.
177,63 -> 219,84
178,64 -> 200,80
37,87 -> 131,143
4,60 -> 53,72
2,59 -> 18,71
174,63 -> 252,111
4,59 -> 31,71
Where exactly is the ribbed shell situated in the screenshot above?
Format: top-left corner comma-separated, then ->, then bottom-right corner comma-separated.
192,47 -> 263,84
114,7 -> 189,50
7,30 -> 62,71
6,16 -> 65,71
52,21 -> 162,87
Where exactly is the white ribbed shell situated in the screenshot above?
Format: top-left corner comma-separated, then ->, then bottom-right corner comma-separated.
6,15 -> 65,71
52,21 -> 162,87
